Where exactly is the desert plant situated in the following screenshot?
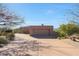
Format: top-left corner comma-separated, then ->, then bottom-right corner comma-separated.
6,33 -> 15,41
0,36 -> 8,44
56,23 -> 79,38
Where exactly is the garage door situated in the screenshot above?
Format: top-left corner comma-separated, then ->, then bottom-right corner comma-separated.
33,30 -> 49,35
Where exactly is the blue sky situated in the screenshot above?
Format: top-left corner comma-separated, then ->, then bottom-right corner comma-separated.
4,3 -> 78,28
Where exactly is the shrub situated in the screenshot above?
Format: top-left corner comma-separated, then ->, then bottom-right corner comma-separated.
6,33 -> 15,41
56,23 -> 79,38
0,36 -> 8,44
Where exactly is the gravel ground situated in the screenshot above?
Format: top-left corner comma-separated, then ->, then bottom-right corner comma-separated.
2,33 -> 79,56
0,36 -> 50,56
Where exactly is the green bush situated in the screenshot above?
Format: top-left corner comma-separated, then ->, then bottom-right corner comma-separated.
56,23 -> 79,38
0,36 -> 8,44
6,33 -> 15,41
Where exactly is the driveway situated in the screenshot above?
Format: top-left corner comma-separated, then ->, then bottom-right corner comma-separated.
15,33 -> 79,56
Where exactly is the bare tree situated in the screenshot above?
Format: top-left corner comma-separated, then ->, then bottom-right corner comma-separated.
67,4 -> 79,25
0,4 -> 24,30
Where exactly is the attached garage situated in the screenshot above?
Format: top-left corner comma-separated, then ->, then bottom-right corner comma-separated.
31,29 -> 50,35
29,26 -> 54,38
20,25 -> 58,38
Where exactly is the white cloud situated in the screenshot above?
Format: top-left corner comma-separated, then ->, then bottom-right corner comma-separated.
46,10 -> 55,14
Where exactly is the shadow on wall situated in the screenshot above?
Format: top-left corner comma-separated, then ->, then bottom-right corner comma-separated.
30,31 -> 58,39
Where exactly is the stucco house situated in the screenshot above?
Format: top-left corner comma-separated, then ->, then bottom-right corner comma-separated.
20,25 -> 58,38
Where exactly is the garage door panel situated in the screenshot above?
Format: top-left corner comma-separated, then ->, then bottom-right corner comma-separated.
33,30 -> 49,35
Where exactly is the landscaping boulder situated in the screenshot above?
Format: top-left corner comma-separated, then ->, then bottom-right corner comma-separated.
69,34 -> 79,41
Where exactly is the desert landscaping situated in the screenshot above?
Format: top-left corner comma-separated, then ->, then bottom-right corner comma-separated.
0,4 -> 79,56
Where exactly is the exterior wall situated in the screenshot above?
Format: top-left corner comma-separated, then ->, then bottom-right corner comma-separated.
21,25 -> 58,38
29,26 -> 53,37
